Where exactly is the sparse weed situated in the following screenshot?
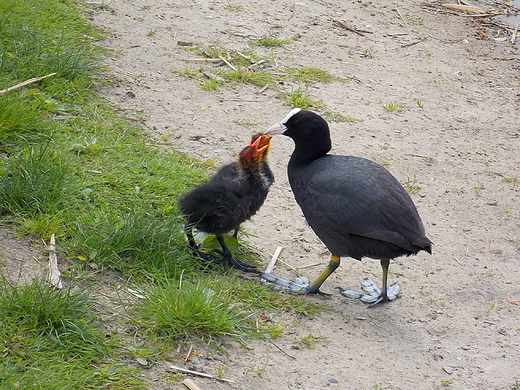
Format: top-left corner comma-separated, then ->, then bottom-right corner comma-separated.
382,101 -> 406,112
253,36 -> 291,47
441,379 -> 453,386
133,278 -> 255,343
219,68 -> 275,85
281,88 -> 324,109
295,334 -> 328,349
503,176 -> 520,184
198,78 -> 221,90
286,66 -> 334,83
474,183 -> 485,195
224,3 -> 244,12
372,157 -> 392,167
487,302 -> 501,312
324,111 -> 362,123
415,98 -> 424,109
402,175 -> 422,194
361,48 -> 377,58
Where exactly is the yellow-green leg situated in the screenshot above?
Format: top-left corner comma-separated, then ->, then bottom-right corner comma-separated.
260,255 -> 341,295
305,256 -> 341,294
378,258 -> 390,303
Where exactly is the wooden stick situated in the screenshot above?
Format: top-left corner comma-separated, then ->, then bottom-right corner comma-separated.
332,20 -> 371,37
396,8 -> 408,25
278,258 -> 304,276
218,55 -> 237,70
441,4 -> 489,13
511,24 -> 518,45
261,246 -> 283,282
182,379 -> 202,390
184,58 -> 222,63
265,246 -> 283,274
48,234 -> 63,289
184,345 -> 193,362
169,365 -> 235,383
0,72 -> 56,94
401,37 -> 428,48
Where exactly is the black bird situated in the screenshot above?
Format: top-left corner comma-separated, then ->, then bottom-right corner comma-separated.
262,109 -> 432,305
180,134 -> 273,273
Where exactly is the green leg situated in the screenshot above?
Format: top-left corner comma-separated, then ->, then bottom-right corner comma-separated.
379,258 -> 390,302
305,256 -> 341,294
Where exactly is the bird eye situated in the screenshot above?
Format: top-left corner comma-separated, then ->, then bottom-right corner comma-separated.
293,120 -> 300,124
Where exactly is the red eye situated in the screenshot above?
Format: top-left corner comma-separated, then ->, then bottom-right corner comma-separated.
293,119 -> 300,124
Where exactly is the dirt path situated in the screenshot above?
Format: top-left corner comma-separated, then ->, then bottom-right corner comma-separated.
90,1 -> 519,389
8,1 -> 517,389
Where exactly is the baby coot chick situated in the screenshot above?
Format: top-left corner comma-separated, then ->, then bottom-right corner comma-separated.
180,134 -> 273,273
262,109 -> 432,305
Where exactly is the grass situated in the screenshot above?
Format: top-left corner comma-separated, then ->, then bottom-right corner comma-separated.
0,0 -> 323,388
224,3 -> 244,12
253,36 -> 292,47
175,45 -> 346,113
503,176 -> 520,184
0,277 -> 141,388
324,111 -> 362,123
402,175 -> 422,194
382,101 -> 406,112
281,88 -> 324,109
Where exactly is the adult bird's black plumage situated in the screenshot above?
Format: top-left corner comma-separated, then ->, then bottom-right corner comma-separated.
263,109 -> 432,305
180,134 -> 273,273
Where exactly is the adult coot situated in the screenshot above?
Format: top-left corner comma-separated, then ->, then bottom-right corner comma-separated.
263,109 -> 432,305
180,134 -> 273,273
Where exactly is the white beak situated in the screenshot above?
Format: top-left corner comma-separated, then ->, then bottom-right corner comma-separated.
265,122 -> 287,135
265,107 -> 302,135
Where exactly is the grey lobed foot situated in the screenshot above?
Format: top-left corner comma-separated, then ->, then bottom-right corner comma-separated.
338,278 -> 401,304
260,272 -> 309,292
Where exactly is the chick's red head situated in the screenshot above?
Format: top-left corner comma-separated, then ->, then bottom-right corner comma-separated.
241,134 -> 271,157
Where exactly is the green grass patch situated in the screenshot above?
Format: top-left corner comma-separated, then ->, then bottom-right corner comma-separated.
323,111 -> 362,123
0,278 -> 142,388
252,36 -> 292,47
281,88 -> 324,109
0,0 -> 326,386
285,67 -> 334,83
402,175 -> 422,194
382,101 -> 406,112
131,274 -> 321,346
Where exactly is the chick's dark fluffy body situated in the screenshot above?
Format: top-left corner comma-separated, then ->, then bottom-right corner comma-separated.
180,150 -> 273,237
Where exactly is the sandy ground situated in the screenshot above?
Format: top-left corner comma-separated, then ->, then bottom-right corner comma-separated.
2,0 -> 519,389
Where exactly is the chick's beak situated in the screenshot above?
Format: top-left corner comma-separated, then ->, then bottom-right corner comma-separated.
265,122 -> 287,136
249,134 -> 271,153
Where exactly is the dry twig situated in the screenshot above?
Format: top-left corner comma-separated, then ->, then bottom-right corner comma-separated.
218,55 -> 237,70
401,37 -> 428,47
182,379 -> 201,390
333,20 -> 373,37
169,365 -> 235,383
48,234 -> 63,289
511,24 -> 518,44
0,72 -> 56,94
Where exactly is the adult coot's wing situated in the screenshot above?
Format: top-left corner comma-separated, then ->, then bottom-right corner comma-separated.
290,155 -> 425,251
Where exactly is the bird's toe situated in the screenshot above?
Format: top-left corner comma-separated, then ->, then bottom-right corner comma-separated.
228,255 -> 259,273
386,284 -> 401,301
337,288 -> 364,299
361,278 -> 382,297
260,272 -> 310,294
